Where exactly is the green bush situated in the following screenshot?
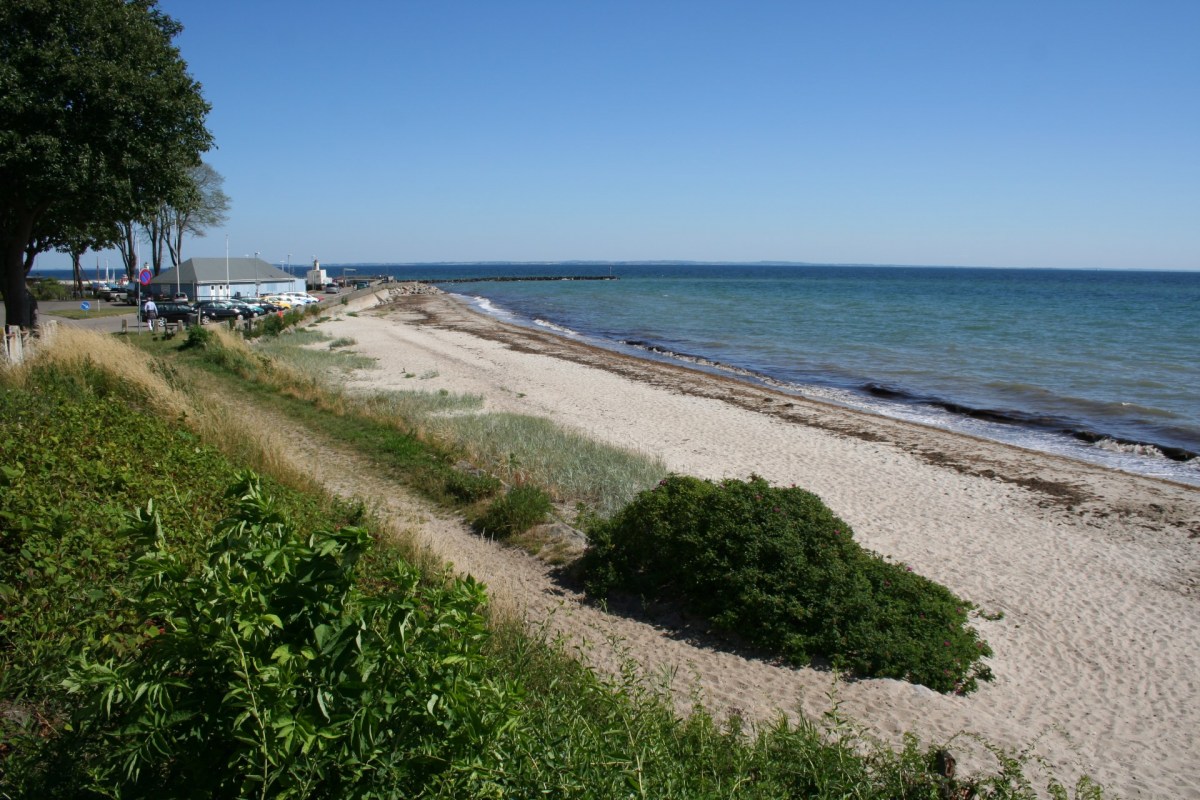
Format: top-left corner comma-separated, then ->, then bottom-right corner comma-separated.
258,312 -> 287,336
180,323 -> 214,349
581,475 -> 993,694
474,485 -> 552,538
444,468 -> 502,503
28,277 -> 70,301
58,474 -> 521,798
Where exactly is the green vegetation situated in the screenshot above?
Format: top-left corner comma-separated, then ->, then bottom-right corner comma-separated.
581,475 -> 994,695
58,475 -> 518,798
0,329 -> 1103,798
235,325 -> 666,515
1,0 -> 212,327
423,412 -> 667,516
473,484 -> 553,538
25,279 -> 70,302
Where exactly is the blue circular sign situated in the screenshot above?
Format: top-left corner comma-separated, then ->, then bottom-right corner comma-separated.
139,269 -> 152,286
80,301 -> 91,311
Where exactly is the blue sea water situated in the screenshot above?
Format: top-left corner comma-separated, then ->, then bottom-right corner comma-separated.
361,263 -> 1199,486
32,262 -> 1200,484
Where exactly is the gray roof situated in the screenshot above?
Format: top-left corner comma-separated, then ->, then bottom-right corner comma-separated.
151,257 -> 295,285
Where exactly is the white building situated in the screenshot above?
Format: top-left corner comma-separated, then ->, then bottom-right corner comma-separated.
148,257 -> 304,300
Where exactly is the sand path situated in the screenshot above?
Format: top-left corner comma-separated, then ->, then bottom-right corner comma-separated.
279,289 -> 1199,798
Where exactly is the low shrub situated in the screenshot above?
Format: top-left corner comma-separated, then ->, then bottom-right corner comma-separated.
474,485 -> 552,538
580,475 -> 993,694
27,277 -> 70,301
180,324 -> 215,349
258,312 -> 287,336
444,468 -> 503,503
56,474 -> 521,798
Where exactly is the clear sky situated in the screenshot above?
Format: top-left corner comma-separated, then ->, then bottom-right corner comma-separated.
66,1 -> 1200,271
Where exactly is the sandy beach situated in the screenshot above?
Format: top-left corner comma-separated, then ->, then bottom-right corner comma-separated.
316,287 -> 1200,799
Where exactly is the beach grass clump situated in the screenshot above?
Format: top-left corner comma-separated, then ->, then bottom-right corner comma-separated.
473,484 -> 553,538
250,327 -> 377,377
427,412 -> 667,516
358,387 -> 485,420
580,475 -> 994,694
444,467 -> 504,502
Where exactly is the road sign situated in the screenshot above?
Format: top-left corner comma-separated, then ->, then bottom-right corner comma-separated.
139,269 -> 152,286
80,301 -> 91,311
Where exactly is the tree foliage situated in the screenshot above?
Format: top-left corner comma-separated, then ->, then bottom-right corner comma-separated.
0,0 -> 213,325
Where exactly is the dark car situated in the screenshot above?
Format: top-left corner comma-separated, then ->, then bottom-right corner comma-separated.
140,300 -> 197,324
229,299 -> 265,317
195,300 -> 246,321
253,299 -> 287,313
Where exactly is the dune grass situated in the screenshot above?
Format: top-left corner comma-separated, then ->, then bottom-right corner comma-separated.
240,325 -> 667,516
0,325 -> 1107,799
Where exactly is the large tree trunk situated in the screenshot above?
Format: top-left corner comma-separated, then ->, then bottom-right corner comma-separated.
147,210 -> 166,275
168,218 -> 185,267
72,250 -> 85,297
116,220 -> 138,280
2,212 -> 36,329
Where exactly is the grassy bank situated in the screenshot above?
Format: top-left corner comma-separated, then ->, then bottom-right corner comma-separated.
0,325 -> 1104,798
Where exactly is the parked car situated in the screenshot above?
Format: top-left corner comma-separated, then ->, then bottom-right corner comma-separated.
94,284 -> 126,302
261,295 -> 295,309
140,300 -> 197,324
282,292 -> 319,305
251,298 -> 288,313
324,284 -> 340,294
195,300 -> 245,321
229,299 -> 265,317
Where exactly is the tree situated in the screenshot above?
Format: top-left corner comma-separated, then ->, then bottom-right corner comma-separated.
165,162 -> 230,268
0,0 -> 213,328
118,162 -> 229,278
115,218 -> 141,281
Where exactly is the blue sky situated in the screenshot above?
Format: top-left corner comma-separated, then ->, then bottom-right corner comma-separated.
68,1 -> 1200,270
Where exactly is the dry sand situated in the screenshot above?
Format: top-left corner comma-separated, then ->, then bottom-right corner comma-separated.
313,287 -> 1200,799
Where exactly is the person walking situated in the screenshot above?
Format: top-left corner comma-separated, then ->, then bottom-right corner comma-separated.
142,296 -> 159,332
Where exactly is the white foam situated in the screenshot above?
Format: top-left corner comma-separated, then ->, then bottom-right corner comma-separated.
534,318 -> 580,336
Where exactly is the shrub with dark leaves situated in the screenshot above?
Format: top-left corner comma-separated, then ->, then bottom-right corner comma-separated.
581,475 -> 993,694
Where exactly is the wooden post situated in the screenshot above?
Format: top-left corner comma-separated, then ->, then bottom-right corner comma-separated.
4,325 -> 23,364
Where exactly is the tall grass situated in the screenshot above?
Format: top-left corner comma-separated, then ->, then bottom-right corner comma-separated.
252,328 -> 376,375
248,329 -> 667,515
425,412 -> 666,515
2,326 -> 191,420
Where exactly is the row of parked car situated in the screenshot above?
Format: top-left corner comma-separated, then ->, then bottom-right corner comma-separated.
140,293 -> 324,324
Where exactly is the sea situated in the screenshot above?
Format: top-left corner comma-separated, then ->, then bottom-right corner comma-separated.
33,262 -> 1200,485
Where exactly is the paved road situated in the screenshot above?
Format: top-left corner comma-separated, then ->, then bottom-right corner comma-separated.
39,299 -> 145,335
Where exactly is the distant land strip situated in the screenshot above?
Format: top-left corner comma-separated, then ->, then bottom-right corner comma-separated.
415,275 -> 618,284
